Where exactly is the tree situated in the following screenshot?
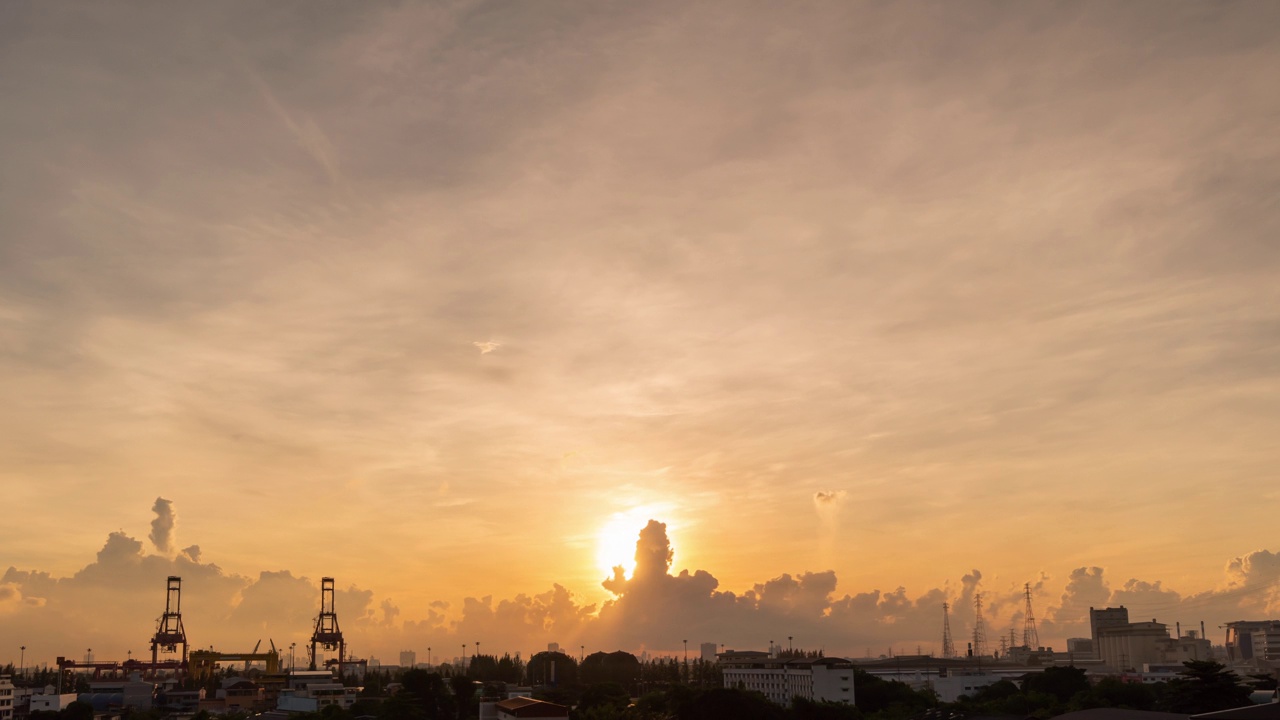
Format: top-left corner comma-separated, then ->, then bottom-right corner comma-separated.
1021,666 -> 1090,704
792,696 -> 862,720
677,688 -> 785,720
581,652 -> 642,693
1163,660 -> 1252,714
846,669 -> 933,715
578,682 -> 631,715
399,668 -> 456,719
449,674 -> 477,720
1074,676 -> 1157,711
527,652 -> 579,688
60,701 -> 95,720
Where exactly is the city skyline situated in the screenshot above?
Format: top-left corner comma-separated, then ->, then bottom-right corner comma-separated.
3,1 -> 1279,671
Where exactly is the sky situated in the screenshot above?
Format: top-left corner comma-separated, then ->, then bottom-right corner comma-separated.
2,1 -> 1279,669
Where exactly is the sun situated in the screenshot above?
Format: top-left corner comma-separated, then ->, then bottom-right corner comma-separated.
595,506 -> 671,579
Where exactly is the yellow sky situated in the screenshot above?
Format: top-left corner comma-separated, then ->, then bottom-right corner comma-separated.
2,1 -> 1279,666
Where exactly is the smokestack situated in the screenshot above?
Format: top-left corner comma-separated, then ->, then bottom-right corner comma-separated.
1201,621 -> 1206,639
1177,622 -> 1181,638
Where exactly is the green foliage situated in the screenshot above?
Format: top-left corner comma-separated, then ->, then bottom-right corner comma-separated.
449,674 -> 478,720
1072,676 -> 1157,711
578,682 -> 631,715
528,651 -> 579,687
848,669 -> 933,716
60,701 -> 95,720
581,652 -> 642,693
1162,660 -> 1252,714
1247,673 -> 1279,691
398,668 -> 457,719
1021,666 -> 1090,704
535,685 -> 579,708
678,688 -> 786,720
792,696 -> 862,720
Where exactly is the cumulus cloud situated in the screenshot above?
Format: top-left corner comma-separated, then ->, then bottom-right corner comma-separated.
1223,549 -> 1280,614
473,341 -> 501,354
149,497 -> 177,554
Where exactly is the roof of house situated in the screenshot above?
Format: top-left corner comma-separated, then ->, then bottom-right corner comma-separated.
495,696 -> 570,718
1053,709 -> 1190,720
1193,703 -> 1280,720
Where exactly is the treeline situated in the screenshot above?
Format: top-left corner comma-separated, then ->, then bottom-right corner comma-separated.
954,662 -> 1256,718
16,657 -> 1267,720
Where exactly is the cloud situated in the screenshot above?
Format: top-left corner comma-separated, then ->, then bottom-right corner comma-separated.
1,1 -> 1279,664
7,502 -> 1280,663
473,341 -> 501,354
149,497 -> 177,554
1223,549 -> 1280,614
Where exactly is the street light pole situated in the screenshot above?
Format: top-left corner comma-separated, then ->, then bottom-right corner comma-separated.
789,636 -> 793,654
683,639 -> 688,683
20,646 -> 25,681
462,644 -> 467,675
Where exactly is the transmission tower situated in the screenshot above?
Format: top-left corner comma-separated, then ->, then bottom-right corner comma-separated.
309,577 -> 345,671
150,576 -> 188,666
1022,582 -> 1040,649
972,592 -> 987,658
941,602 -> 955,658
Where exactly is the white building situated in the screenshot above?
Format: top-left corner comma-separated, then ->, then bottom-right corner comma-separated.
27,688 -> 79,714
1251,626 -> 1280,663
930,673 -> 1005,703
276,670 -> 361,714
720,652 -> 854,706
0,676 -> 13,720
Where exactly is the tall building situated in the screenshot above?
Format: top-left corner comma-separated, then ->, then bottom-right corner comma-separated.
1090,606 -> 1130,658
399,651 -> 416,668
1224,621 -> 1280,662
701,643 -> 719,663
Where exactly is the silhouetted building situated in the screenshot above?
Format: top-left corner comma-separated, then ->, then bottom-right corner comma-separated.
400,650 -> 417,668
1067,638 -> 1094,656
1224,621 -> 1280,662
701,643 -> 718,663
1097,621 -> 1168,671
1090,606 -> 1130,658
